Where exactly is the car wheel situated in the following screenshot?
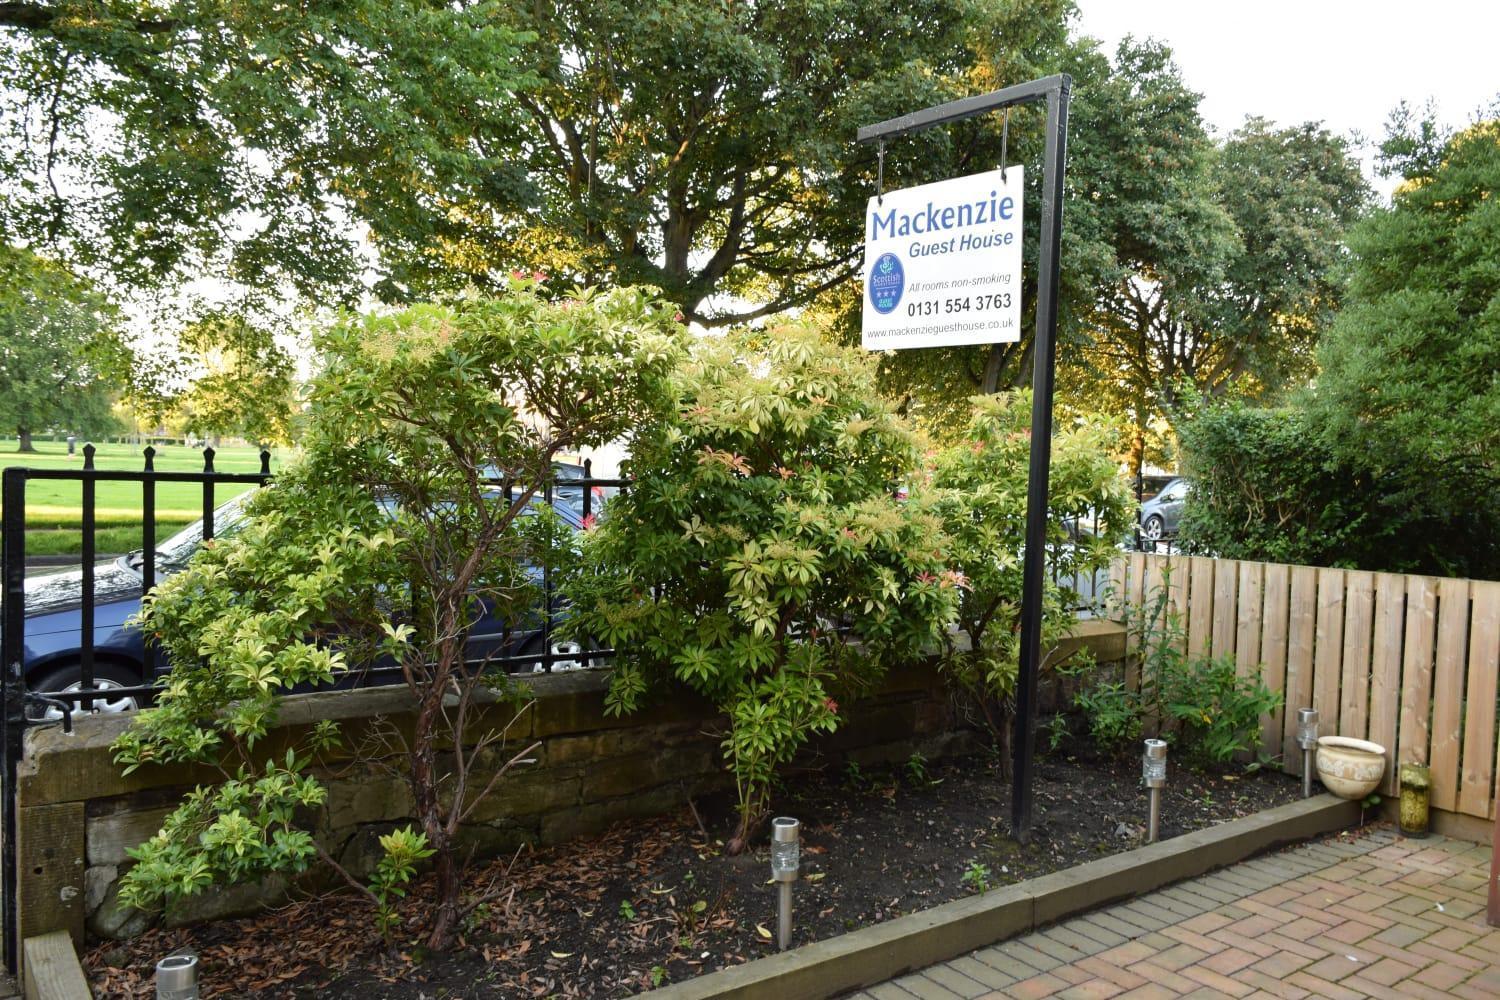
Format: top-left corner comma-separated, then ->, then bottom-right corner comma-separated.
25,662 -> 144,721
1141,514 -> 1165,544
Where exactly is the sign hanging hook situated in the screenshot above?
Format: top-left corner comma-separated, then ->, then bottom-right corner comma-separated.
876,139 -> 886,205
1000,108 -> 1011,183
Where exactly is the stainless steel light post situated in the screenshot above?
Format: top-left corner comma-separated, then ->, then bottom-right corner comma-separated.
156,952 -> 199,1000
1143,739 -> 1167,844
770,817 -> 800,951
1297,708 -> 1320,798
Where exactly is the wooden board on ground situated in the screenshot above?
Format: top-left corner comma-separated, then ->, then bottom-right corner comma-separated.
23,931 -> 91,1000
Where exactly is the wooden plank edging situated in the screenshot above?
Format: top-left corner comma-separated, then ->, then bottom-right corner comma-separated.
22,932 -> 90,1000
640,795 -> 1362,999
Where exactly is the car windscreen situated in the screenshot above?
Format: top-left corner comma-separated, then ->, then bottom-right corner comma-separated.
147,495 -> 254,570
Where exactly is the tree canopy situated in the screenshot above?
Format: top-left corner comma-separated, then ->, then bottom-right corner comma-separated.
163,313 -> 298,445
1308,113 -> 1500,576
0,245 -> 128,448
468,0 -> 1072,325
1177,109 -> 1500,579
4,2 -> 1374,467
1065,52 -> 1367,473
0,0 -> 535,303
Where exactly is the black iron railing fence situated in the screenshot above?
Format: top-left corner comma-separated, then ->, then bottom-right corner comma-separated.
1,449 -> 628,719
2,446 -> 273,717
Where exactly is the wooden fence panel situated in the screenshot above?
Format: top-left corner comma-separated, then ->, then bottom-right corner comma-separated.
1284,566 -> 1319,772
1108,555 -> 1495,821
1235,560 -> 1264,683
1260,563 -> 1291,761
1429,577 -> 1472,812
1127,551 -> 1147,611
1212,558 -> 1239,661
1339,571 -> 1375,741
1459,581 -> 1500,818
1370,573 -> 1407,796
1313,567 -> 1346,740
1398,576 -> 1438,770
1188,556 -> 1215,660
1167,555 -> 1188,653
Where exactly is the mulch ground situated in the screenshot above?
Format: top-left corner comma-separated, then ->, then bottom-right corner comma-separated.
85,745 -> 1300,998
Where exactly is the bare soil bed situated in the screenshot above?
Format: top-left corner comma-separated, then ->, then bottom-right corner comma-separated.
87,746 -> 1300,998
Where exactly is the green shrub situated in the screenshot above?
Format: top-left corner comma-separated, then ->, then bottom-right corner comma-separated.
927,392 -> 1131,764
1176,400 -> 1383,569
114,282 -> 685,950
1071,569 -> 1279,765
564,324 -> 957,851
1164,652 -> 1281,764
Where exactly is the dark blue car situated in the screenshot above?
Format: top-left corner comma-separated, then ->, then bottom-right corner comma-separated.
17,494 -> 587,720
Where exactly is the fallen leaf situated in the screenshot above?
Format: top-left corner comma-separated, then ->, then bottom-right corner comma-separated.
755,924 -> 772,940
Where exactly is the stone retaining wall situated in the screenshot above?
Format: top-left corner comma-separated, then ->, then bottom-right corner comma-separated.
14,621 -> 1126,950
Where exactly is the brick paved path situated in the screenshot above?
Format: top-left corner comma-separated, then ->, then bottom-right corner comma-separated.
855,827 -> 1500,999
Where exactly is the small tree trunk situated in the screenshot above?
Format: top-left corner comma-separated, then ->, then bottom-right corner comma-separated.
17,428 -> 34,452
408,684 -> 465,950
424,848 -> 463,952
995,702 -> 1014,780
726,805 -> 764,856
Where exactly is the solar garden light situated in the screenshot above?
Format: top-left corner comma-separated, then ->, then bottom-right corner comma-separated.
1143,739 -> 1167,844
156,951 -> 199,1000
1297,708 -> 1320,798
770,816 -> 801,951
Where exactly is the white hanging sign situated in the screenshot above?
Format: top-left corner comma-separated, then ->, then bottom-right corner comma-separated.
861,166 -> 1024,351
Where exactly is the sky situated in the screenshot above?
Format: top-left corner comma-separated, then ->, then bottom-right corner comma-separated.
1071,0 -> 1500,196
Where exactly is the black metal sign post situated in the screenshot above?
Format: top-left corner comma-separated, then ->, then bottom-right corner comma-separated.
858,73 -> 1071,843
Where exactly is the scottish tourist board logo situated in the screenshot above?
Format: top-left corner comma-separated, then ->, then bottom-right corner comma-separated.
868,252 -> 904,314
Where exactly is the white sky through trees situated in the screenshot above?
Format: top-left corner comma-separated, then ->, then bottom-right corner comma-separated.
1072,0 -> 1500,198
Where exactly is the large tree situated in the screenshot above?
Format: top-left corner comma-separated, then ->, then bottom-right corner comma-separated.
1062,38 -> 1237,472
1308,112 -> 1500,577
1065,42 -> 1369,476
0,245 -> 128,449
0,1 -> 534,303
477,0 -> 1074,326
124,310 -> 300,445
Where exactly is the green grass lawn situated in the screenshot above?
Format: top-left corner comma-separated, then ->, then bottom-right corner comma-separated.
25,521 -> 196,557
2,440 -> 286,557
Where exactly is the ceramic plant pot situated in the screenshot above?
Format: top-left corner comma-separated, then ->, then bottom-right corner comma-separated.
1315,736 -> 1387,800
